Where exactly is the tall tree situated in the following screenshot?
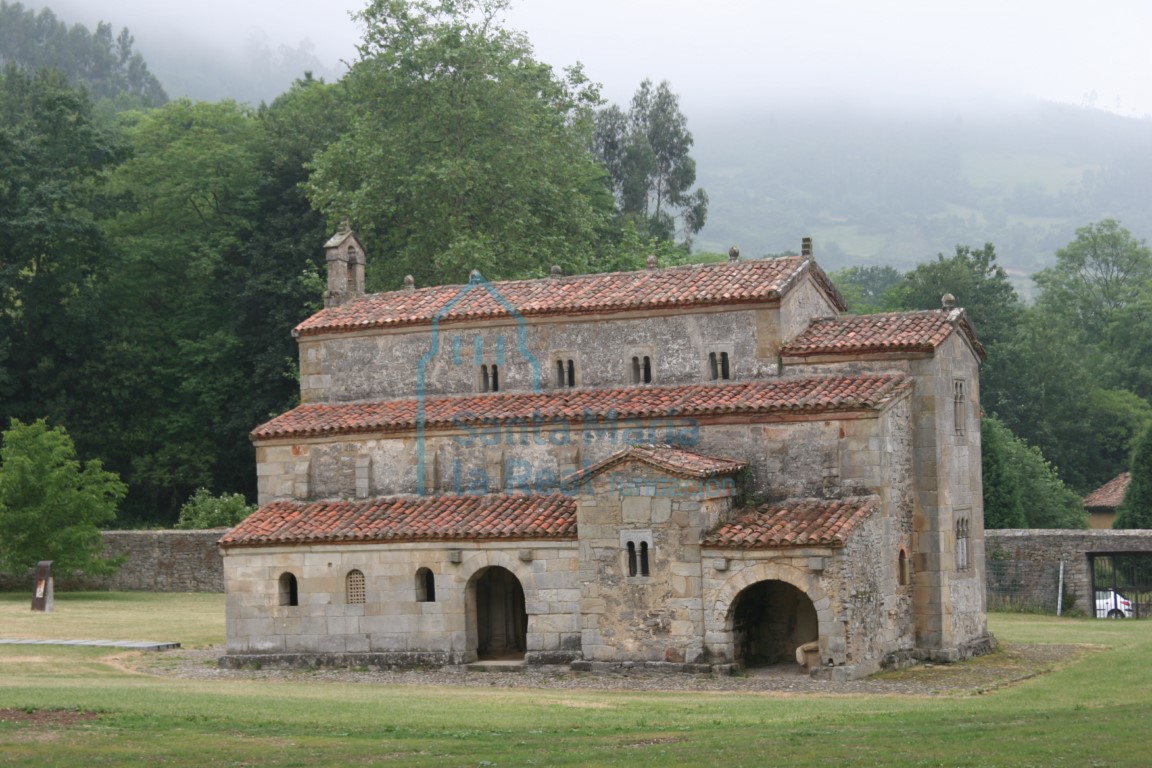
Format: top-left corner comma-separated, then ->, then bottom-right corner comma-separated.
306,0 -> 612,290
593,79 -> 707,247
0,2 -> 167,109
1115,426 -> 1152,529
828,264 -> 903,313
0,66 -> 125,432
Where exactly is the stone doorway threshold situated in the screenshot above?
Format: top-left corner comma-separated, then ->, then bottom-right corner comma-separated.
467,654 -> 526,671
742,663 -> 809,679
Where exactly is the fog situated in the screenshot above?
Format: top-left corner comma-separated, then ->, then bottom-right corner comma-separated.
28,0 -> 1152,118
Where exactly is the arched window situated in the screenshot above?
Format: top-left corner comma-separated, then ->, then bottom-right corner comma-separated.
709,352 -> 719,380
631,356 -> 641,384
642,356 -> 652,384
480,364 -> 490,392
720,351 -> 730,380
953,379 -> 967,436
490,364 -> 500,392
416,567 -> 436,602
278,572 -> 298,607
626,542 -> 637,577
346,569 -> 365,604
898,549 -> 909,586
639,541 -> 650,577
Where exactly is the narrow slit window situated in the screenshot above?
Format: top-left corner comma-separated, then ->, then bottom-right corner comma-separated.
480,364 -> 490,392
639,541 -> 650,576
566,359 -> 575,387
898,550 -> 909,586
278,572 -> 298,607
709,352 -> 719,380
631,356 -> 641,384
953,380 -> 966,436
491,364 -> 500,392
642,356 -> 652,384
626,542 -> 637,577
956,518 -> 970,571
720,351 -> 730,379
556,360 -> 566,387
416,567 -> 436,602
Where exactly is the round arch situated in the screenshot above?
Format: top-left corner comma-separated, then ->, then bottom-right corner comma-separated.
460,552 -> 535,660
706,561 -> 840,665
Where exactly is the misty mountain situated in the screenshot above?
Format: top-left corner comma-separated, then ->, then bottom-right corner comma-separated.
691,100 -> 1152,292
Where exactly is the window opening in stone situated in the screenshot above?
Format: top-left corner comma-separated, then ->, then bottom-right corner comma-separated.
720,351 -> 730,379
278,572 -> 298,607
481,364 -> 490,392
556,360 -> 565,387
642,356 -> 652,384
953,379 -> 966,436
566,359 -> 575,387
626,541 -> 637,576
898,549 -> 909,586
491,363 -> 500,392
956,518 -> 970,571
631,356 -> 641,384
416,567 -> 436,602
346,569 -> 366,604
639,541 -> 650,576
709,352 -> 718,380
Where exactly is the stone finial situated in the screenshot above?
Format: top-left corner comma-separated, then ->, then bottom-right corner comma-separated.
801,237 -> 813,257
550,265 -> 562,278
728,246 -> 740,262
469,269 -> 483,284
942,293 -> 956,309
403,275 -> 415,293
646,254 -> 659,270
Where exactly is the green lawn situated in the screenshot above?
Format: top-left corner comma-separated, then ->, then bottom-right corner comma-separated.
1,593 -> 1149,767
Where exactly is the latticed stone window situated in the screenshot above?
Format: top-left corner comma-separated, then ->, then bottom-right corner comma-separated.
956,518 -> 970,571
953,379 -> 967,436
346,569 -> 366,604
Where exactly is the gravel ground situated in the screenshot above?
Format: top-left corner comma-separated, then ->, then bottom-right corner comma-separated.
121,642 -> 1092,696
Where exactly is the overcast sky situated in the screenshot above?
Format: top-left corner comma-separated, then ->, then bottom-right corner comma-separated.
38,0 -> 1152,118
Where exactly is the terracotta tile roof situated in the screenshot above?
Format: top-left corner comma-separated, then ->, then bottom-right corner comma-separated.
252,374 -> 911,441
220,494 -> 576,548
1084,472 -> 1130,510
565,445 -> 746,487
780,309 -> 986,362
701,496 -> 879,549
294,257 -> 846,337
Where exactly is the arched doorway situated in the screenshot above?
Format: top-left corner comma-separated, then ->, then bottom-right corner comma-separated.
730,580 -> 818,667
474,566 -> 527,659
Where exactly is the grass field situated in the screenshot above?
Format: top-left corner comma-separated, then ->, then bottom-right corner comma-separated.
1,593 -> 1149,767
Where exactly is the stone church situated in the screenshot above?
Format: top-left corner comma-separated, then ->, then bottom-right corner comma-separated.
219,225 -> 992,679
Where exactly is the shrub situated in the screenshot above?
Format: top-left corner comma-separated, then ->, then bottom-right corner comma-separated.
175,488 -> 254,529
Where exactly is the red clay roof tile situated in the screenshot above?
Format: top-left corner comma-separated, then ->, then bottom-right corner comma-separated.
294,257 -> 846,337
252,375 -> 911,441
220,494 -> 576,548
1083,472 -> 1130,510
702,496 -> 879,549
781,309 -> 986,361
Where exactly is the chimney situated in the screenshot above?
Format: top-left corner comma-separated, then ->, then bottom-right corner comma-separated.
646,254 -> 659,270
323,218 -> 366,308
941,293 -> 956,310
801,237 -> 813,258
403,275 -> 415,293
728,246 -> 740,262
550,265 -> 563,278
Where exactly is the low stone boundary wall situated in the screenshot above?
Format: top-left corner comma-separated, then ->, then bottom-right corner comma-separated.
986,530 -> 1152,614
0,530 -> 225,593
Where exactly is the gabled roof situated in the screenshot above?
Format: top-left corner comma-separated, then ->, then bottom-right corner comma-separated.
564,445 -> 746,487
1084,472 -> 1130,511
252,374 -> 911,441
780,309 -> 986,362
701,496 -> 879,549
294,257 -> 846,337
220,494 -> 576,549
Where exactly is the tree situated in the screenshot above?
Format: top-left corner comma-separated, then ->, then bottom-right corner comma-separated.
0,419 -> 125,575
828,265 -> 903,313
982,416 -> 1086,529
306,0 -> 613,290
1115,426 -> 1152,529
1033,220 -> 1152,345
593,79 -> 707,247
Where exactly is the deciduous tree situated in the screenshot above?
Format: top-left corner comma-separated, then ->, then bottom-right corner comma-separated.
1115,426 -> 1152,529
306,0 -> 612,290
0,419 -> 125,575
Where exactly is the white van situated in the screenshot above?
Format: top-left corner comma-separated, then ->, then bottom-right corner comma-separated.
1095,590 -> 1133,618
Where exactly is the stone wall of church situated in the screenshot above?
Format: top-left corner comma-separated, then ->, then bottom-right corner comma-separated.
297,304 -> 784,404
222,540 -> 581,663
